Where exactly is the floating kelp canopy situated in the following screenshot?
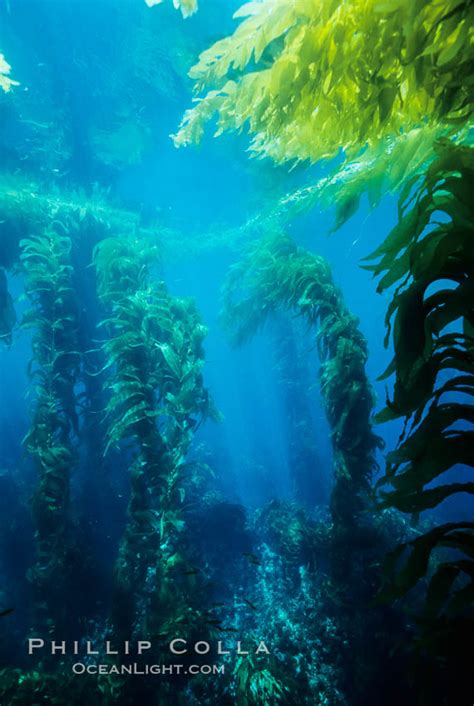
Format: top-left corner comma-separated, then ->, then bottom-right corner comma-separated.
173,0 -> 473,237
174,0 -> 472,163
0,175 -> 270,267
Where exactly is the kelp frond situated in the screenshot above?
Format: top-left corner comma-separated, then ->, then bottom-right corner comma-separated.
319,126 -> 471,231
234,654 -> 289,706
174,0 -> 473,163
370,140 -> 474,631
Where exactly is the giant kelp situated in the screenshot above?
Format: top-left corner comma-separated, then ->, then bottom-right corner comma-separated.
368,141 -> 474,659
20,224 -> 81,635
174,1 -> 474,694
93,234 -> 210,645
0,179 -> 139,376
0,2 -> 472,703
0,182 -> 218,703
174,0 -> 472,163
221,233 -> 383,579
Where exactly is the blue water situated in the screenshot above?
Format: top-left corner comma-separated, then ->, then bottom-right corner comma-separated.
0,0 -> 401,503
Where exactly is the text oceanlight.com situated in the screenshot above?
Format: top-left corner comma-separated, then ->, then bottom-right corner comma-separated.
72,663 -> 225,676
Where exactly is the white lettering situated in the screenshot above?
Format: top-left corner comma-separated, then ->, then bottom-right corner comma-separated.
170,639 -> 187,655
28,639 -> 44,655
236,641 -> 249,655
195,641 -> 210,655
256,641 -> 270,655
137,641 -> 151,655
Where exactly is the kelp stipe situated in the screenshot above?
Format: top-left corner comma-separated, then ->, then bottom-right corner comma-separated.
20,224 -> 81,636
93,235 -> 211,651
366,140 -> 474,695
221,233 -> 383,581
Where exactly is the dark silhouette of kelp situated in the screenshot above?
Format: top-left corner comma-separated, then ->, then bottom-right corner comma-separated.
366,140 -> 474,700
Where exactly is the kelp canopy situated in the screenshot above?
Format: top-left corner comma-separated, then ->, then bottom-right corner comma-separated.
174,0 -> 472,163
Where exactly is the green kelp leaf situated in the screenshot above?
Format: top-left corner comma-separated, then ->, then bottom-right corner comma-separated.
382,402 -> 474,469
426,559 -> 474,616
158,343 -> 182,379
333,193 -> 361,231
380,482 -> 474,513
385,433 -> 474,495
164,552 -> 184,570
364,205 -> 424,269
374,402 -> 401,424
425,280 -> 474,338
424,563 -> 461,617
166,381 -> 198,415
446,572 -> 474,615
105,400 -> 153,451
163,511 -> 186,533
379,523 -> 474,602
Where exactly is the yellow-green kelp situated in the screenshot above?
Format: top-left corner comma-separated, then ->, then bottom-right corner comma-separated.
174,0 -> 472,163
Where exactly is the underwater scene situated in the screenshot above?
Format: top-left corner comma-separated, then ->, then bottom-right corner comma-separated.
0,0 -> 473,704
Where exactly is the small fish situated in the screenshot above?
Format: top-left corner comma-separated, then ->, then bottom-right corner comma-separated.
0,608 -> 14,618
242,552 -> 261,566
243,598 -> 257,612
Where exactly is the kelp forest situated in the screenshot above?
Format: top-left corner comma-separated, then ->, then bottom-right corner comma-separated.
0,1 -> 472,705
